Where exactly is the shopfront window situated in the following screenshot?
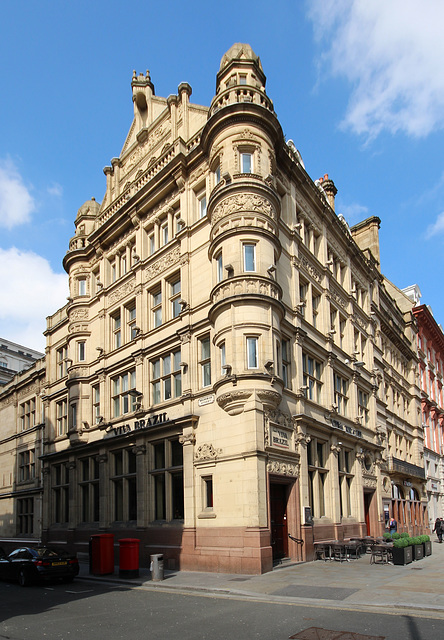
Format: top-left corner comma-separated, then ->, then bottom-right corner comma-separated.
151,439 -> 184,521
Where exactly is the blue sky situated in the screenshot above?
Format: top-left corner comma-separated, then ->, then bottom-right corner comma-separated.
1,0 -> 444,351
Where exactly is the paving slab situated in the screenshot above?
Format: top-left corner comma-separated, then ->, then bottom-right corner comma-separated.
78,538 -> 444,615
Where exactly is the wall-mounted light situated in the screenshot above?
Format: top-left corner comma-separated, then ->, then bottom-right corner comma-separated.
96,347 -> 104,355
225,264 -> 234,276
179,361 -> 188,372
264,360 -> 274,373
222,364 -> 232,376
354,361 -> 365,368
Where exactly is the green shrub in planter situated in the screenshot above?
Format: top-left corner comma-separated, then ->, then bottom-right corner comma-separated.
392,537 -> 413,565
382,532 -> 392,541
419,534 -> 432,556
391,532 -> 401,540
409,536 -> 424,560
393,538 -> 409,548
400,532 -> 410,539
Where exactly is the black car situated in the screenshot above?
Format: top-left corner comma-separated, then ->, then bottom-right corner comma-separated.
0,546 -> 79,586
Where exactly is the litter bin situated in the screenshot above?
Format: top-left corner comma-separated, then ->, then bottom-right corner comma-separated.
150,553 -> 164,581
90,533 -> 115,575
119,538 -> 140,578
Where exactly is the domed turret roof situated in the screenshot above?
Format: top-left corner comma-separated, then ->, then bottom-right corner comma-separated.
76,197 -> 100,220
219,43 -> 262,71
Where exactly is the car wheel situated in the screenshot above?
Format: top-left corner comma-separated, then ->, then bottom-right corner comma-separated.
18,569 -> 30,587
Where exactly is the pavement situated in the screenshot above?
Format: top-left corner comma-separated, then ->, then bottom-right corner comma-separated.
78,539 -> 444,617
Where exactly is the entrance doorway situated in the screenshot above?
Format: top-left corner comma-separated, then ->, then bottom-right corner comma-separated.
270,483 -> 288,560
364,491 -> 374,536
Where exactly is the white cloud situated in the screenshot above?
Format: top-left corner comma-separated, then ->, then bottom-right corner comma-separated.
337,202 -> 369,225
307,0 -> 444,139
0,248 -> 68,352
47,182 -> 63,197
0,158 -> 36,229
426,212 -> 444,239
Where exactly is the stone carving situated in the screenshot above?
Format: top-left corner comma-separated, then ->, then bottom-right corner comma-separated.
292,255 -> 322,283
326,286 -> 347,311
131,444 -> 146,456
362,475 -> 377,489
68,323 -> 89,334
257,390 -> 281,408
216,389 -> 252,415
212,193 -> 275,225
267,459 -> 299,477
194,443 -> 222,461
18,385 -> 39,399
179,433 -> 196,446
330,443 -> 342,455
109,278 -> 137,304
295,433 -> 311,447
265,409 -> 293,429
145,247 -> 180,281
69,309 -> 89,321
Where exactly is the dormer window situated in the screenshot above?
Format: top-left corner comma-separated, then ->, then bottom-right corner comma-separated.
239,74 -> 247,85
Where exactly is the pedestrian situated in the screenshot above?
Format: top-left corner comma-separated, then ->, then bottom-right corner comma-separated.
389,517 -> 397,535
433,517 -> 443,543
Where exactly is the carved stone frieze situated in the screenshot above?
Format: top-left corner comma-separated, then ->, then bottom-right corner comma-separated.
0,396 -> 16,408
212,277 -> 281,304
145,247 -> 181,281
326,286 -> 347,311
265,408 -> 293,429
18,384 -> 39,399
69,308 -> 89,321
109,278 -> 137,305
68,323 -> 89,334
292,255 -> 322,283
257,389 -> 281,408
362,475 -> 377,489
211,193 -> 275,225
194,443 -> 222,461
267,459 -> 299,477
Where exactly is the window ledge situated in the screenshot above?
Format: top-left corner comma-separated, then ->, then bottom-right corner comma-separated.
198,510 -> 217,519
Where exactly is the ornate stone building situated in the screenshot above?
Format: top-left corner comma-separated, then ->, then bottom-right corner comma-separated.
402,287 -> 444,526
0,44 -> 428,572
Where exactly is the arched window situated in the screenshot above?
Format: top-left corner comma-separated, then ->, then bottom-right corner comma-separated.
392,484 -> 404,499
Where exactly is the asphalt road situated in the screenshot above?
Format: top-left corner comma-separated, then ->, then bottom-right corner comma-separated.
0,578 -> 443,640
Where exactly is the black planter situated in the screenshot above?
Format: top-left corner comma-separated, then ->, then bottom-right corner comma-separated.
392,545 -> 413,565
423,541 -> 432,556
413,544 -> 424,560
